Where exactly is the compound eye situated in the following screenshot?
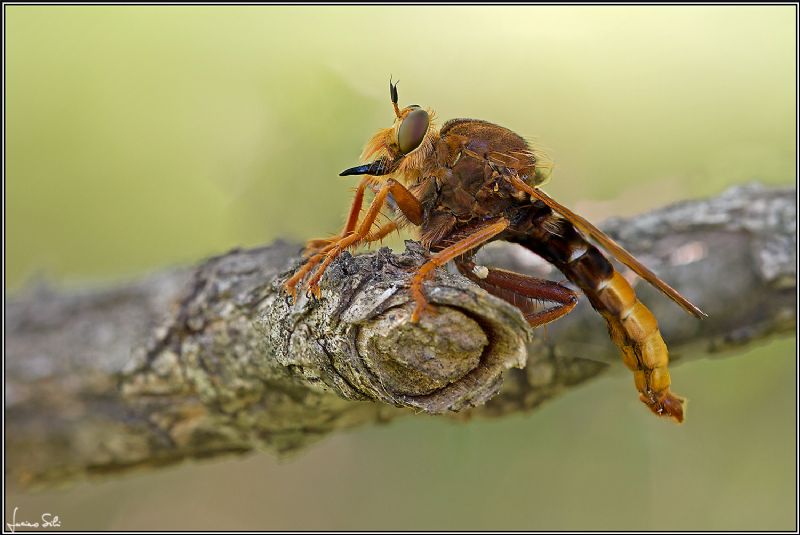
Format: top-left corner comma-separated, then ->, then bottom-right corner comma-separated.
397,108 -> 430,154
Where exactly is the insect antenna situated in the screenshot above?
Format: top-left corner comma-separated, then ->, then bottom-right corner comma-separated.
389,75 -> 401,117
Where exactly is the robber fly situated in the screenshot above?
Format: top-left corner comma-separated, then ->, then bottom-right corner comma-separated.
285,81 -> 706,423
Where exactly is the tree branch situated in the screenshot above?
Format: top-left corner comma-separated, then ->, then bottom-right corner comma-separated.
6,183 -> 795,488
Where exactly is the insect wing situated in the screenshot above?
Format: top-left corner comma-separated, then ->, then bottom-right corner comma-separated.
511,176 -> 707,318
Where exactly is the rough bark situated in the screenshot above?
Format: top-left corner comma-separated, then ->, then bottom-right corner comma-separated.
5,183 -> 796,489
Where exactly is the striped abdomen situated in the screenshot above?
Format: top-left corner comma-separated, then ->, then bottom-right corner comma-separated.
512,205 -> 686,422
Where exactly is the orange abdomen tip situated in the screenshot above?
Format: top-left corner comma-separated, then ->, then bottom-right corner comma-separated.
640,390 -> 687,423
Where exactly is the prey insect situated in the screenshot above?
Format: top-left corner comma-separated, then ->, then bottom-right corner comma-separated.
284,81 -> 706,423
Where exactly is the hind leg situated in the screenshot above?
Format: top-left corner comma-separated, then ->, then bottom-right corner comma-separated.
456,260 -> 578,327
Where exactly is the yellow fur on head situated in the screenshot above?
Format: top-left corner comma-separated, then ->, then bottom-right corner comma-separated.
360,127 -> 394,162
359,108 -> 439,184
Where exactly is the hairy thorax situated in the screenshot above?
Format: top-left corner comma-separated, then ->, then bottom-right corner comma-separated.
411,119 -> 534,249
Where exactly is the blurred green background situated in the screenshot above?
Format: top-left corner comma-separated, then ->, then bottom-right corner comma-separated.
6,5 -> 796,530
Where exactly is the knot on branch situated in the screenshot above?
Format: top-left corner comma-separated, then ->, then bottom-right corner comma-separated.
263,243 -> 531,413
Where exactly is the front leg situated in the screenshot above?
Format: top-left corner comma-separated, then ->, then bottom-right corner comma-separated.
285,179 -> 423,302
303,177 -> 370,256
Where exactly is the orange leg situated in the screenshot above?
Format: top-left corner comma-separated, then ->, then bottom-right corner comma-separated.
304,177 -> 370,256
409,218 -> 510,322
285,179 -> 422,301
310,218 -> 399,259
364,220 -> 399,242
305,179 -> 421,294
